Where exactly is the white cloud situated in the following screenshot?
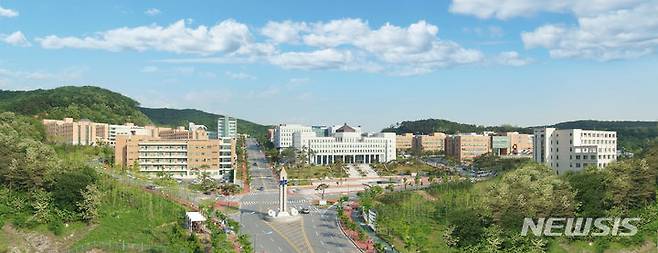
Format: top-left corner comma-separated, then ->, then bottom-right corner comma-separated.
40,18 -> 488,75
261,20 -> 309,44
0,5 -> 18,17
495,51 -> 532,66
145,8 -> 161,16
269,48 -> 355,70
225,71 -> 256,80
37,19 -> 255,55
264,19 -> 483,72
522,2 -> 658,60
1,31 -> 31,47
449,0 -> 643,19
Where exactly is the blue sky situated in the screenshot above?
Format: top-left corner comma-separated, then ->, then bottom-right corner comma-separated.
1,0 -> 657,131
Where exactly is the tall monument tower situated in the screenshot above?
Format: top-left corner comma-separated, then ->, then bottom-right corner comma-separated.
267,167 -> 299,222
278,167 -> 288,214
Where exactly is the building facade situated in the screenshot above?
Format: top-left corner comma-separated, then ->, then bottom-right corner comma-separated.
115,134 -> 235,180
413,132 -> 447,152
533,128 -> 617,174
445,134 -> 491,162
292,124 -> 396,165
42,118 -> 109,146
159,126 -> 209,140
273,124 -> 313,149
395,133 -> 414,151
107,123 -> 157,146
217,116 -> 237,138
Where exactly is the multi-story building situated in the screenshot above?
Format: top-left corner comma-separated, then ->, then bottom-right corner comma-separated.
491,135 -> 511,155
445,134 -> 491,162
507,132 -> 533,155
42,118 -> 109,146
273,124 -> 314,149
533,128 -> 617,174
413,132 -> 447,152
395,133 -> 414,151
114,134 -> 235,180
217,116 -> 237,138
292,124 -> 396,164
159,126 -> 209,140
107,123 -> 157,146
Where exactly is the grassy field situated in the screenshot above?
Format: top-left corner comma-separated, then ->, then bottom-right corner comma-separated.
372,158 -> 447,176
286,165 -> 348,179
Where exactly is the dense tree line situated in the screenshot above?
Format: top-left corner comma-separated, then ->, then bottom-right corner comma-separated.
0,86 -> 152,125
384,118 -> 658,152
383,119 -> 529,135
444,157 -> 657,252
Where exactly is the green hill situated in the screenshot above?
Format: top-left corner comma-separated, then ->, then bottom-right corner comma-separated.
382,118 -> 529,135
139,107 -> 270,140
0,86 -> 152,125
384,119 -> 658,152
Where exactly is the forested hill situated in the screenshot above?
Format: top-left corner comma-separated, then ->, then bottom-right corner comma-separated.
139,107 -> 270,139
0,86 -> 270,140
0,86 -> 152,125
384,118 -> 658,152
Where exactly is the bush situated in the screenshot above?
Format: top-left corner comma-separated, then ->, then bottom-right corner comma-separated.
48,220 -> 64,235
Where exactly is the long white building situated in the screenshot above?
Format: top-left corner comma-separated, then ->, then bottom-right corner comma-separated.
292,124 -> 396,165
533,128 -> 617,174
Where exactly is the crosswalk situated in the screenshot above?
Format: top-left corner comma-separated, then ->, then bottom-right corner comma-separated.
241,199 -> 310,206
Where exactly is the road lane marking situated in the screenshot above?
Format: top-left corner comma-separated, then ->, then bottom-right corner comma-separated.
300,217 -> 316,253
263,221 -> 303,253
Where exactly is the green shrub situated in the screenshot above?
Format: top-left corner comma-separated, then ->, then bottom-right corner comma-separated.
48,220 -> 64,235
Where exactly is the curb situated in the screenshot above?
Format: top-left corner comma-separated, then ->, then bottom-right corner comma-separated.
336,209 -> 365,253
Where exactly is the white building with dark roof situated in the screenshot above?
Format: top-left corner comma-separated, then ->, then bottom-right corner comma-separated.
292,123 -> 396,165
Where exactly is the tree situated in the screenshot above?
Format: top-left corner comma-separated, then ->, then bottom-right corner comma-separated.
198,171 -> 218,193
486,163 -> 577,229
77,184 -> 103,223
565,167 -> 608,217
602,159 -> 656,213
31,189 -> 54,223
0,138 -> 59,191
316,183 -> 329,200
50,166 -> 97,212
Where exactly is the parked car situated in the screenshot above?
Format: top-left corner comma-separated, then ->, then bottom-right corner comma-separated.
257,186 -> 265,191
300,207 -> 310,214
145,185 -> 156,190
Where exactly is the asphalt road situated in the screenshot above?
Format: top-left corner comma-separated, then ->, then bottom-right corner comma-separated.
239,138 -> 358,253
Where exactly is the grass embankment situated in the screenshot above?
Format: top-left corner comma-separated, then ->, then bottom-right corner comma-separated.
70,176 -> 199,252
286,165 -> 348,180
374,174 -> 658,252
375,180 -> 492,253
372,158 -> 446,176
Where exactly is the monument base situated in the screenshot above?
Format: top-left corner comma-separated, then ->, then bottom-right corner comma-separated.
265,208 -> 301,222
